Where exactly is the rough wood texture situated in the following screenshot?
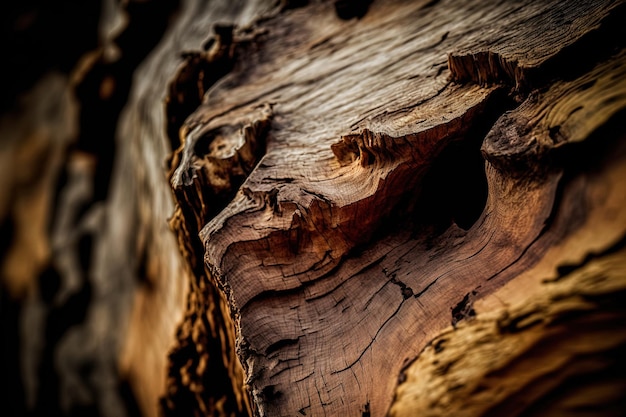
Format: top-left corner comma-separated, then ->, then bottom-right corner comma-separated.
164,0 -> 626,416
390,246 -> 626,417
118,2 -> 272,417
3,0 -> 626,416
390,49 -> 626,416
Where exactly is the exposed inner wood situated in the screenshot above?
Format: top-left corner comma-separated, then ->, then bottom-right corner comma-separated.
448,0 -> 626,89
3,0 -> 626,416
391,49 -> 626,415
390,244 -> 626,417
164,0 -> 626,416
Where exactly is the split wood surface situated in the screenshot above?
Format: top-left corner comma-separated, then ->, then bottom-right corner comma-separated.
2,0 -> 625,416
161,0 -> 626,416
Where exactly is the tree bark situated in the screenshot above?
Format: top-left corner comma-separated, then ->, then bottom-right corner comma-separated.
2,0 -> 625,417
163,0 -> 626,416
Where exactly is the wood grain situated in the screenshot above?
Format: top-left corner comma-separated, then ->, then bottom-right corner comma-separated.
390,48 -> 626,416
165,0 -> 626,415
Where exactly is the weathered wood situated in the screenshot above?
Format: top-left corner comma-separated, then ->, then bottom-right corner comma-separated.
390,246 -> 626,417
119,2 -> 272,417
164,0 -> 626,416
390,48 -> 626,416
3,0 -> 626,416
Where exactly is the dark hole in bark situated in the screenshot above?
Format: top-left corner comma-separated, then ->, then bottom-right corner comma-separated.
414,92 -> 514,232
334,0 -> 373,20
412,133 -> 487,232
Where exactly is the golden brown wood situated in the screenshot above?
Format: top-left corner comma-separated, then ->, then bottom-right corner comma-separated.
390,246 -> 626,417
390,49 -> 626,417
164,0 -> 626,416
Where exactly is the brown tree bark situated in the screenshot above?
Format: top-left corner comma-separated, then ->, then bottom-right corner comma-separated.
162,0 -> 626,416
2,1 -> 625,417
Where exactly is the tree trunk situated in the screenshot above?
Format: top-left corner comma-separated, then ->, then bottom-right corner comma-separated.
2,0 -> 625,417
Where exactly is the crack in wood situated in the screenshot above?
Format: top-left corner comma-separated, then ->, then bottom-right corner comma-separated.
159,1 -> 626,416
448,0 -> 626,91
